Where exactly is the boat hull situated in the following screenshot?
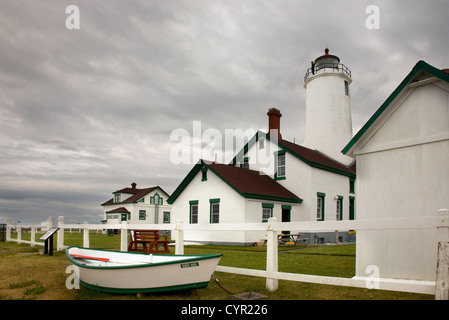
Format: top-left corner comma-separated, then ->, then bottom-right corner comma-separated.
66,247 -> 222,294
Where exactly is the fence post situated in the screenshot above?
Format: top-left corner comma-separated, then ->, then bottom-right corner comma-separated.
436,208 -> 449,300
266,217 -> 279,292
47,216 -> 53,229
6,219 -> 12,242
120,221 -> 128,252
30,225 -> 36,247
83,222 -> 89,248
175,220 -> 184,255
17,224 -> 22,244
57,216 -> 64,251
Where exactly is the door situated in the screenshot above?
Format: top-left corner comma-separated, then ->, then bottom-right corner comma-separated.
282,208 -> 291,237
349,197 -> 355,220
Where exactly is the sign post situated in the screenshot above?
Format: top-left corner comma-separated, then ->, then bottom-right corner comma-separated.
39,227 -> 59,256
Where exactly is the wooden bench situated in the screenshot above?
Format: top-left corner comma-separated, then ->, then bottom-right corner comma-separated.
128,230 -> 170,254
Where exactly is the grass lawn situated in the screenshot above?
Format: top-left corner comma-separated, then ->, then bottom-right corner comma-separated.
0,232 -> 434,300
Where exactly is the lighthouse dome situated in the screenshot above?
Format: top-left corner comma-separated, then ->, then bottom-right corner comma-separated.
314,48 -> 340,71
304,48 -> 351,84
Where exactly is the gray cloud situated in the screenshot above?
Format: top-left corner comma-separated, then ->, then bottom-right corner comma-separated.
0,0 -> 448,223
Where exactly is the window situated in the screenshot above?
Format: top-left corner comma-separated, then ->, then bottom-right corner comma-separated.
139,210 -> 146,220
349,178 -> 355,194
317,192 -> 325,221
114,194 -> 121,203
275,151 -> 286,180
336,196 -> 343,221
259,136 -> 265,149
210,199 -> 220,224
349,197 -> 355,220
345,80 -> 349,96
190,200 -> 199,224
262,203 -> 274,222
201,167 -> 207,181
150,193 -> 163,205
163,211 -> 170,223
241,157 -> 249,169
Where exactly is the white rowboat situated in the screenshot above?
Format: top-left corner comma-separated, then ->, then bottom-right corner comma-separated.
66,246 -> 222,293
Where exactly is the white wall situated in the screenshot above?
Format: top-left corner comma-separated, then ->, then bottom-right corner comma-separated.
104,188 -> 171,225
353,80 -> 449,281
241,133 -> 354,232
170,165 -> 247,243
304,73 -> 353,165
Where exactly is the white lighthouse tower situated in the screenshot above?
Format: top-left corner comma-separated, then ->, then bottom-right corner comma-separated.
303,48 -> 354,165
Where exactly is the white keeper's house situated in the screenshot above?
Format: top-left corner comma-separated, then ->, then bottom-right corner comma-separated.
168,48 -> 357,245
343,60 -> 449,282
101,182 -> 171,226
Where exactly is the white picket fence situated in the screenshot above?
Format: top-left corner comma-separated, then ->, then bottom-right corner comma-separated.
4,209 -> 449,299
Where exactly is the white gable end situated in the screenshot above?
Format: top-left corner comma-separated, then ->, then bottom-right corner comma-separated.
355,80 -> 449,155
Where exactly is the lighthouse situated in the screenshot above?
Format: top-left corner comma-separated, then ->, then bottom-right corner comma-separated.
303,48 -> 354,165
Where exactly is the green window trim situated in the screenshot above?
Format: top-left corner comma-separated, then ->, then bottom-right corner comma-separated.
189,200 -> 199,224
201,167 -> 208,181
150,193 -> 163,205
163,211 -> 170,223
209,198 -> 220,224
274,150 -> 286,180
317,192 -> 325,221
349,178 -> 355,194
349,196 -> 355,221
240,157 -> 250,169
139,210 -> 146,220
336,195 -> 343,221
262,203 -> 274,222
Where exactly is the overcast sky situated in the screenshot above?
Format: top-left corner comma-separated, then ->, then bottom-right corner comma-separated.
1,0 -> 448,224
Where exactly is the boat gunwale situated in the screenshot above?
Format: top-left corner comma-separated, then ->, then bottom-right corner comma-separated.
65,246 -> 223,270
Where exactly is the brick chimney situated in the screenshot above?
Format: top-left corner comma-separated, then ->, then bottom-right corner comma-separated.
267,108 -> 282,138
131,182 -> 137,189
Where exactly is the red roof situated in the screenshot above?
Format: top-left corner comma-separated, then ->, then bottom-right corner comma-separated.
168,160 -> 302,204
277,137 -> 356,176
207,162 -> 302,202
101,185 -> 168,206
105,207 -> 130,214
